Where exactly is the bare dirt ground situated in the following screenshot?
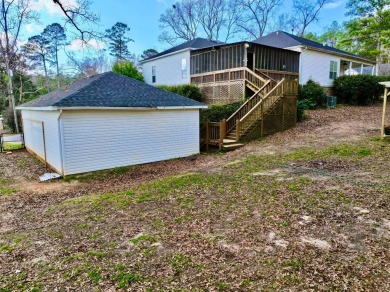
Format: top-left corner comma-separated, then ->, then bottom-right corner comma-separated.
1,104 -> 389,291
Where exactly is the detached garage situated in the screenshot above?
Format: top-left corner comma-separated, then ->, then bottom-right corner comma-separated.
17,72 -> 207,176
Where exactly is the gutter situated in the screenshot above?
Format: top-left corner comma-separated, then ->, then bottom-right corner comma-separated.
292,45 -> 375,65
16,105 -> 208,111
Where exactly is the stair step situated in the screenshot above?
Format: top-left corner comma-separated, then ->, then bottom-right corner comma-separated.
222,143 -> 244,151
223,139 -> 237,144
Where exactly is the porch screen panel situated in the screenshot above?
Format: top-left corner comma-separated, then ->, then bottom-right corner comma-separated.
254,44 -> 299,72
190,44 -> 246,75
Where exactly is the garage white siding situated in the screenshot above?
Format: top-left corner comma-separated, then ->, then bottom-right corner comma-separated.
21,110 -> 63,173
61,109 -> 199,175
142,51 -> 191,86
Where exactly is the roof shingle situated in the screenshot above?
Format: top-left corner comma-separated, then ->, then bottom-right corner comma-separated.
18,72 -> 206,108
140,38 -> 224,62
253,31 -> 373,63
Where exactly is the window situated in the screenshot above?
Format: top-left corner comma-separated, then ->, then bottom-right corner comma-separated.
329,61 -> 337,80
181,58 -> 187,78
152,66 -> 156,83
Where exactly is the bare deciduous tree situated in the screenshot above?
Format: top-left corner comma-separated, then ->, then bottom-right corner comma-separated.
159,0 -> 200,45
52,0 -> 100,41
159,0 -> 242,45
0,0 -> 37,133
292,0 -> 332,36
236,0 -> 283,39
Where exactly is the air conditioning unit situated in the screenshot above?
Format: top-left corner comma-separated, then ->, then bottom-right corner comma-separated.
327,96 -> 337,108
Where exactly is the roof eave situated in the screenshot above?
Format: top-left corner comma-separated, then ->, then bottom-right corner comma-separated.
291,45 -> 375,64
17,105 -> 208,111
139,48 -> 190,63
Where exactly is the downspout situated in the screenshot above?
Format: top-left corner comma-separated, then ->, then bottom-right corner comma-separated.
57,109 -> 65,176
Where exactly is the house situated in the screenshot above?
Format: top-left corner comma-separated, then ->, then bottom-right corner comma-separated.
140,38 -> 223,86
254,31 -> 376,94
16,72 -> 207,176
142,37 -> 300,145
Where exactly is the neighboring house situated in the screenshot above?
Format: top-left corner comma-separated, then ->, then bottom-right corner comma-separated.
254,31 -> 376,94
16,72 -> 207,176
140,38 -> 223,86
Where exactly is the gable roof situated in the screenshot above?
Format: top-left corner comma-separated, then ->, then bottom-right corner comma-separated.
17,72 -> 206,109
140,38 -> 224,62
253,31 -> 374,63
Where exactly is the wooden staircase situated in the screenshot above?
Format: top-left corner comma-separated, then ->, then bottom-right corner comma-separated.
200,68 -> 298,150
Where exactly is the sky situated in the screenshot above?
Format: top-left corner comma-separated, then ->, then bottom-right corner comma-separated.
24,0 -> 350,62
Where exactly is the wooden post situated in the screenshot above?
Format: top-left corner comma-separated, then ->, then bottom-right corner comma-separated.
381,87 -> 388,139
236,119 -> 240,142
282,96 -> 285,131
219,119 -> 226,149
205,122 -> 209,151
260,103 -> 264,137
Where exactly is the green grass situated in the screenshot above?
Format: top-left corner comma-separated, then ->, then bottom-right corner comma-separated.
0,186 -> 19,196
2,142 -> 23,151
88,269 -> 101,284
130,234 -> 157,245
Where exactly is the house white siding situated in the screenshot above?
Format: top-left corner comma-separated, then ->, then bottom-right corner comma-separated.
287,46 -> 376,87
61,109 -> 199,175
21,110 -> 63,173
298,49 -> 340,87
142,50 -> 191,86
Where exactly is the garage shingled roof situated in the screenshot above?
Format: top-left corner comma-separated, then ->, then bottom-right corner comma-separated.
18,72 -> 206,108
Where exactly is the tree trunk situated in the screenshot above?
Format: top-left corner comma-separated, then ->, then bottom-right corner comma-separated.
56,48 -> 60,89
43,56 -> 50,92
5,60 -> 19,133
376,36 -> 381,76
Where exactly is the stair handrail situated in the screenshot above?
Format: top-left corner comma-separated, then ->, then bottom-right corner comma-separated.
226,80 -> 271,133
255,69 -> 276,83
244,67 -> 268,87
240,78 -> 285,124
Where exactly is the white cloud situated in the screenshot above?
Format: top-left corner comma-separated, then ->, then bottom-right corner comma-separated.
25,24 -> 43,34
67,38 -> 105,51
29,0 -> 79,15
323,0 -> 344,10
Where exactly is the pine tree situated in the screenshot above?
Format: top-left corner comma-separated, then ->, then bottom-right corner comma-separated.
105,22 -> 134,61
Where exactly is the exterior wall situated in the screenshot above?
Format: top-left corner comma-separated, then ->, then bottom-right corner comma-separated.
299,49 -> 340,87
61,109 -> 200,175
142,50 -> 191,86
21,110 -> 63,173
287,46 -> 375,87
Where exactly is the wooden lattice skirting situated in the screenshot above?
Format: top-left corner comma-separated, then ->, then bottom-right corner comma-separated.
240,95 -> 297,142
197,81 -> 245,105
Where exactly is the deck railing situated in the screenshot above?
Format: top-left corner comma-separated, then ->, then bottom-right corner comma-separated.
238,79 -> 286,135
191,67 -> 267,88
200,120 -> 226,150
225,80 -> 272,133
256,69 -> 299,82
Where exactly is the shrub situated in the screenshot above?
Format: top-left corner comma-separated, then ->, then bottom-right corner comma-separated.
112,61 -> 144,82
200,101 -> 243,123
297,99 -> 312,122
333,75 -> 389,105
298,80 -> 326,108
157,84 -> 203,102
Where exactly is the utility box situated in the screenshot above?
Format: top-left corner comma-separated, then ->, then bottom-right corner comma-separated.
327,96 -> 337,108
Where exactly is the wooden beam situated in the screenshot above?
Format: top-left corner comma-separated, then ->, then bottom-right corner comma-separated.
381,87 -> 388,139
